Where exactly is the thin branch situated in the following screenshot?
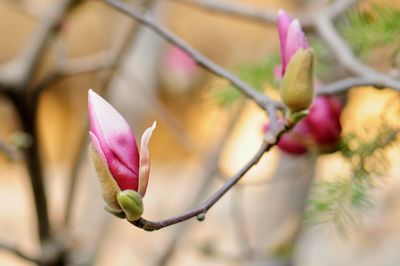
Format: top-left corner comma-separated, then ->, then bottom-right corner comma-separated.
157,104 -> 244,266
315,14 -> 400,92
324,0 -> 358,19
318,77 -> 392,95
131,141 -> 269,231
103,0 -> 281,114
131,122 -> 290,231
172,0 -> 357,31
172,0 -> 283,26
0,242 -> 41,264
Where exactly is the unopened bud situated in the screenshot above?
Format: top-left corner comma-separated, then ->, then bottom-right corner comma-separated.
280,48 -> 314,113
116,190 -> 144,221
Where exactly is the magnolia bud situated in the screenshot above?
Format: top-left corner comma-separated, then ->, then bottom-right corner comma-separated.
280,49 -> 314,113
89,144 -> 122,212
116,190 -> 144,221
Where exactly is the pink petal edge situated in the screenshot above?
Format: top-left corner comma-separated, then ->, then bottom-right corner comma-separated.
138,121 -> 157,198
88,89 -> 139,176
89,131 -> 106,162
284,19 -> 308,71
277,9 -> 292,75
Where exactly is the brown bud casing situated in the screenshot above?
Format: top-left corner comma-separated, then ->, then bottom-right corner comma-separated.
89,144 -> 122,212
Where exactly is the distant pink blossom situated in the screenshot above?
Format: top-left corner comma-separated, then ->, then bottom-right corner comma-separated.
161,46 -> 202,93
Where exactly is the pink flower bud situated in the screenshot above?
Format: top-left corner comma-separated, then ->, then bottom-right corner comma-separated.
88,89 -> 156,197
266,10 -> 342,155
277,9 -> 308,75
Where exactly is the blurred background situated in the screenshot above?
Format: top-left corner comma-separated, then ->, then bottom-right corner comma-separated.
0,0 -> 400,265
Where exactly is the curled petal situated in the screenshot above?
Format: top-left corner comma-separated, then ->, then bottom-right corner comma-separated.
138,121 -> 157,197
284,20 -> 308,73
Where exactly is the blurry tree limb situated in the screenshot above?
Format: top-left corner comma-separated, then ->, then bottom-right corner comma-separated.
315,15 -> 400,92
318,77 -> 394,95
0,0 -> 77,243
172,0 -> 283,26
103,0 -> 282,117
31,51 -> 118,103
0,0 -> 76,90
172,0 -> 357,30
323,0 -> 358,19
0,242 -> 41,264
0,0 -> 78,256
57,52 -> 117,76
9,93 -> 51,245
0,139 -> 18,161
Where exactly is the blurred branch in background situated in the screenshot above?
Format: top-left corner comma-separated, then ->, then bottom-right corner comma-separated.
0,241 -> 41,265
103,0 -> 283,118
315,14 -> 400,92
0,0 -> 76,91
172,0 -> 357,29
0,139 -> 18,161
2,1 -> 78,257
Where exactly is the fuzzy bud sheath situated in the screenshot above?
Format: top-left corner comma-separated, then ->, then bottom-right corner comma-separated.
89,144 -> 122,211
280,48 -> 314,114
